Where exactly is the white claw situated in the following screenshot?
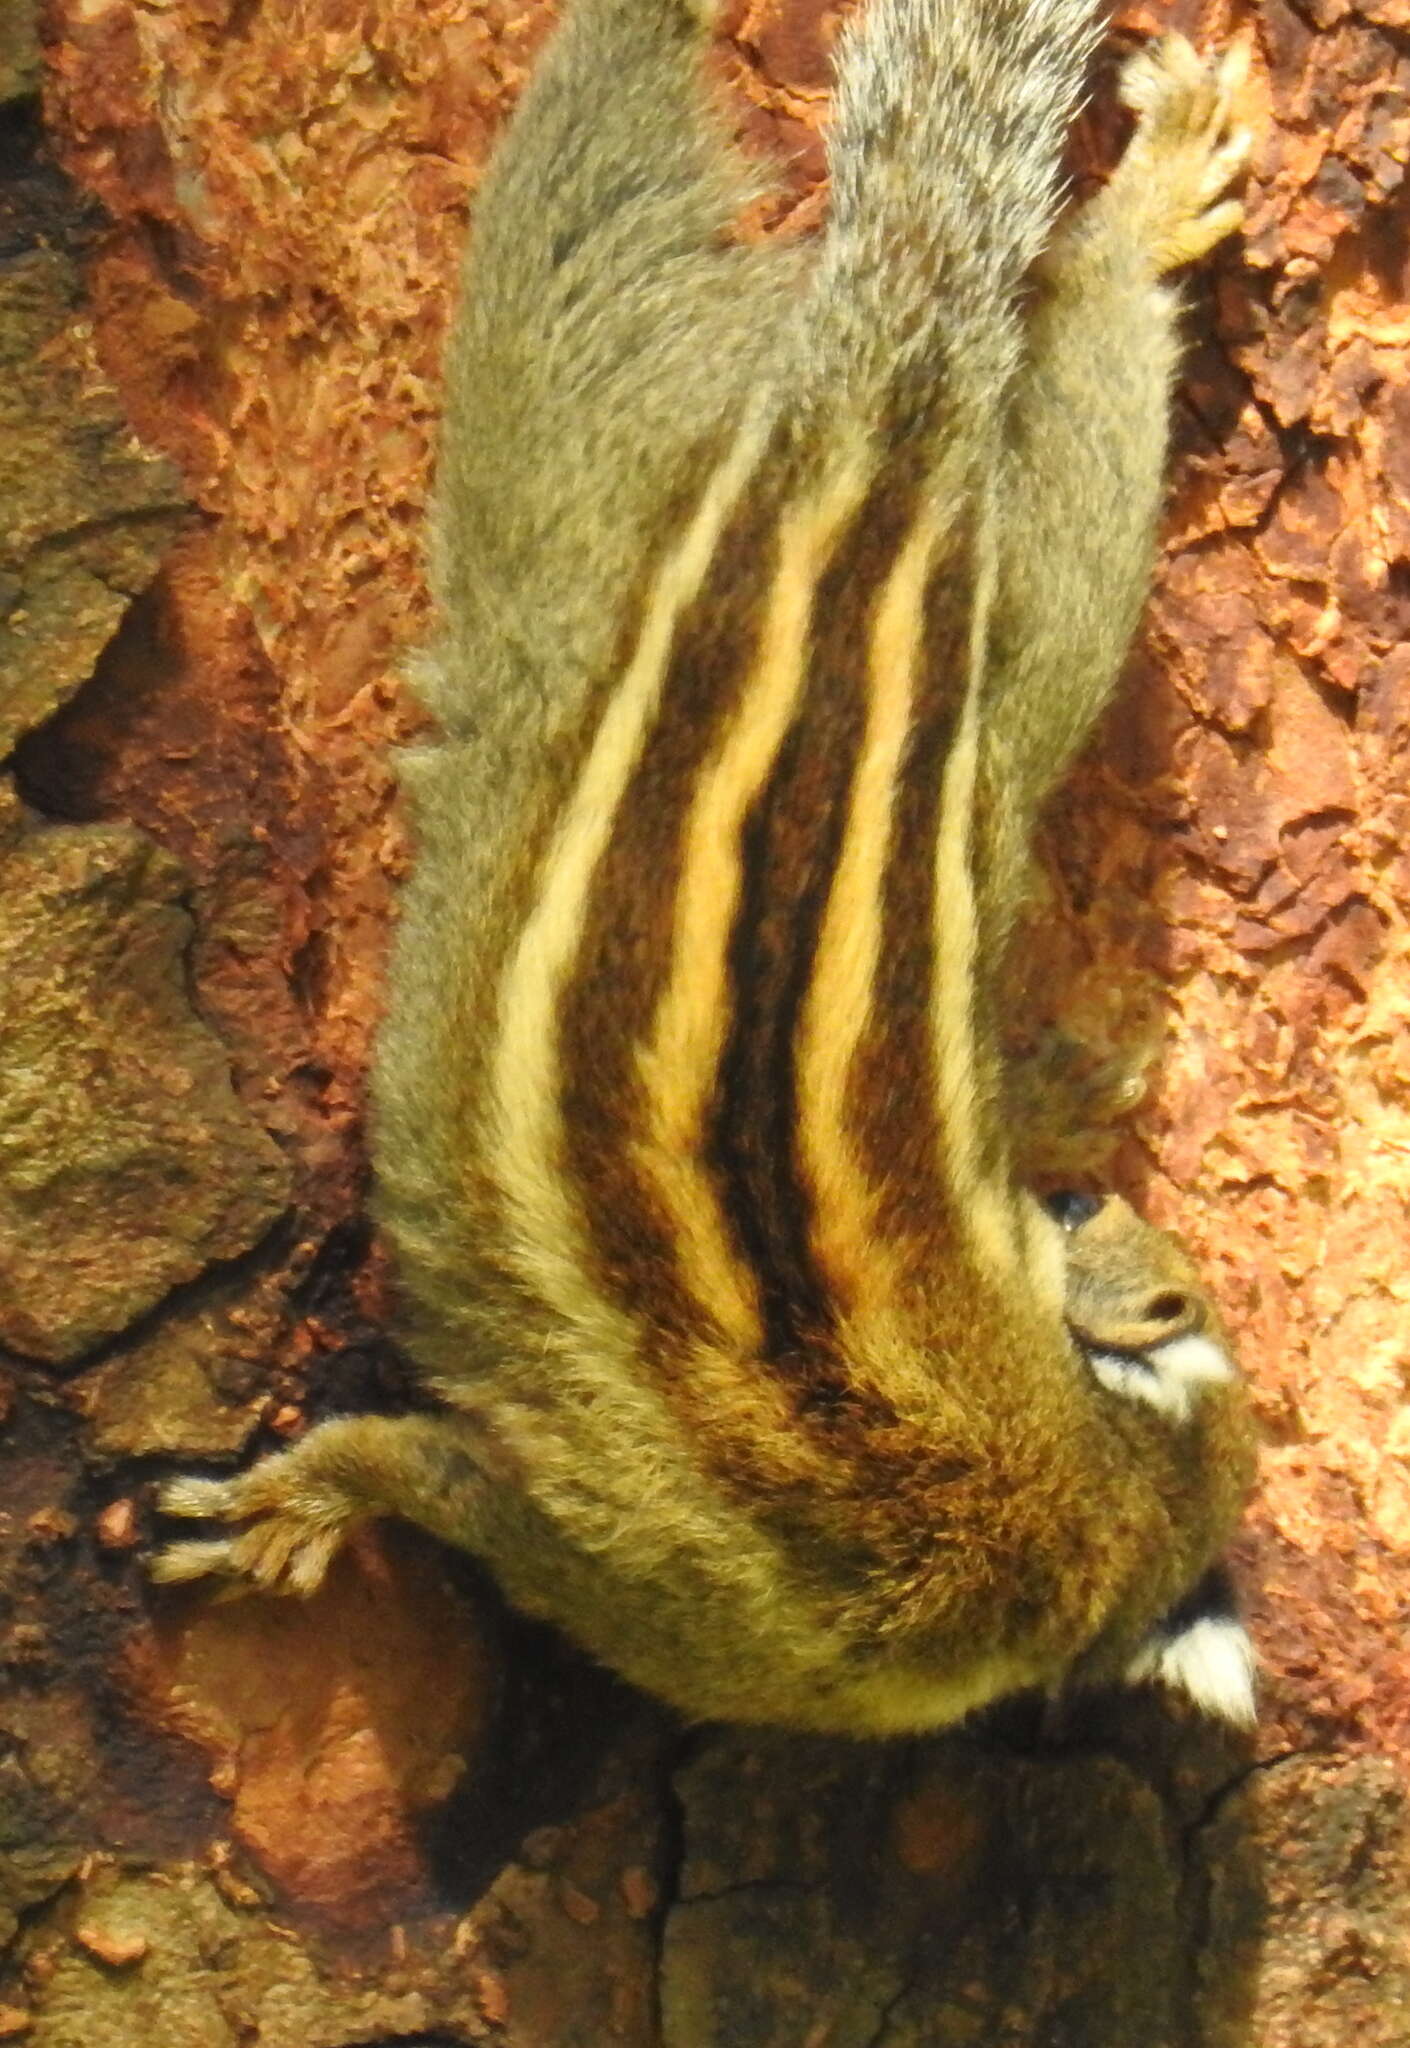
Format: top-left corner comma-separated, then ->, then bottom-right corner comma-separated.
1219,37 -> 1253,98
149,1537 -> 240,1584
158,1476 -> 239,1520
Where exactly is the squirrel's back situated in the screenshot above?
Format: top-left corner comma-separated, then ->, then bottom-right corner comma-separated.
156,0 -> 1258,1737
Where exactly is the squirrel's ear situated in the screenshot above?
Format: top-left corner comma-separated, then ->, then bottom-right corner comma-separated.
1126,1568 -> 1257,1727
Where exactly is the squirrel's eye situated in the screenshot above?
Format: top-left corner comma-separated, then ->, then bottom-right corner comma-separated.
1044,1190 -> 1104,1232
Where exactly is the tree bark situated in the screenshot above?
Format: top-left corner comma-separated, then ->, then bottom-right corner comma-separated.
1,0 -> 1407,2040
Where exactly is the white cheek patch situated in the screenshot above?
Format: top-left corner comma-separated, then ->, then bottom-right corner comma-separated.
1087,1332 -> 1234,1423
1127,1614 -> 1257,1728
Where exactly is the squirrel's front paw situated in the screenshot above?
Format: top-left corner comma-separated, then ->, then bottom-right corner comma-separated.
1116,37 -> 1255,273
151,1459 -> 357,1598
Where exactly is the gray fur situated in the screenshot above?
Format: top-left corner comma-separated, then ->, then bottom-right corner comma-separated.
154,0 -> 1258,1737
808,0 -> 1100,411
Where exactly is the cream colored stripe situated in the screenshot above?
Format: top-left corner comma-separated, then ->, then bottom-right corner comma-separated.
931,508 -> 1020,1275
487,416 -> 769,1351
797,503 -> 943,1314
635,456 -> 870,1349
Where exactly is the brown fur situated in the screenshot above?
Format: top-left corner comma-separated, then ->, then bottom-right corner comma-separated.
154,3 -> 1259,1737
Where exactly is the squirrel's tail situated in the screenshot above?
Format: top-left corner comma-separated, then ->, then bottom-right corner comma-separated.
810,0 -> 1101,404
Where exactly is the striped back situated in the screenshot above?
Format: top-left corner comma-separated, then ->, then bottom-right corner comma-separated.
476,413 -> 1047,1429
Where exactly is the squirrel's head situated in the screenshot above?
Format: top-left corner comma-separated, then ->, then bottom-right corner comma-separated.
1046,1190 -> 1258,1725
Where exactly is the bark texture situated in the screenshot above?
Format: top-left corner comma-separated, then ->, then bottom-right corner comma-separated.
1,0 -> 1407,2041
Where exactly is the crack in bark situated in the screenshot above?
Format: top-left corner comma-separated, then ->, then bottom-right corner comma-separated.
860,1971 -> 916,2048
648,1727 -> 692,2046
1182,1745 -> 1321,1854
14,504 -> 191,565
668,1874 -> 813,1908
1173,1747 -> 1321,2048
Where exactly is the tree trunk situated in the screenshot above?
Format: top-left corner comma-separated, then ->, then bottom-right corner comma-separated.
2,0 -> 1407,2040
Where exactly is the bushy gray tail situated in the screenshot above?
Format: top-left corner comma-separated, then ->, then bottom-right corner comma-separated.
808,0 -> 1102,406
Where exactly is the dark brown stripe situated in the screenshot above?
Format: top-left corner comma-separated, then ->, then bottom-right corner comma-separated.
556,438 -> 790,1344
384,507 -> 681,1319
707,461 -> 931,1388
855,527 -> 981,1264
546,435 -> 1027,1592
417,460 -> 713,1316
